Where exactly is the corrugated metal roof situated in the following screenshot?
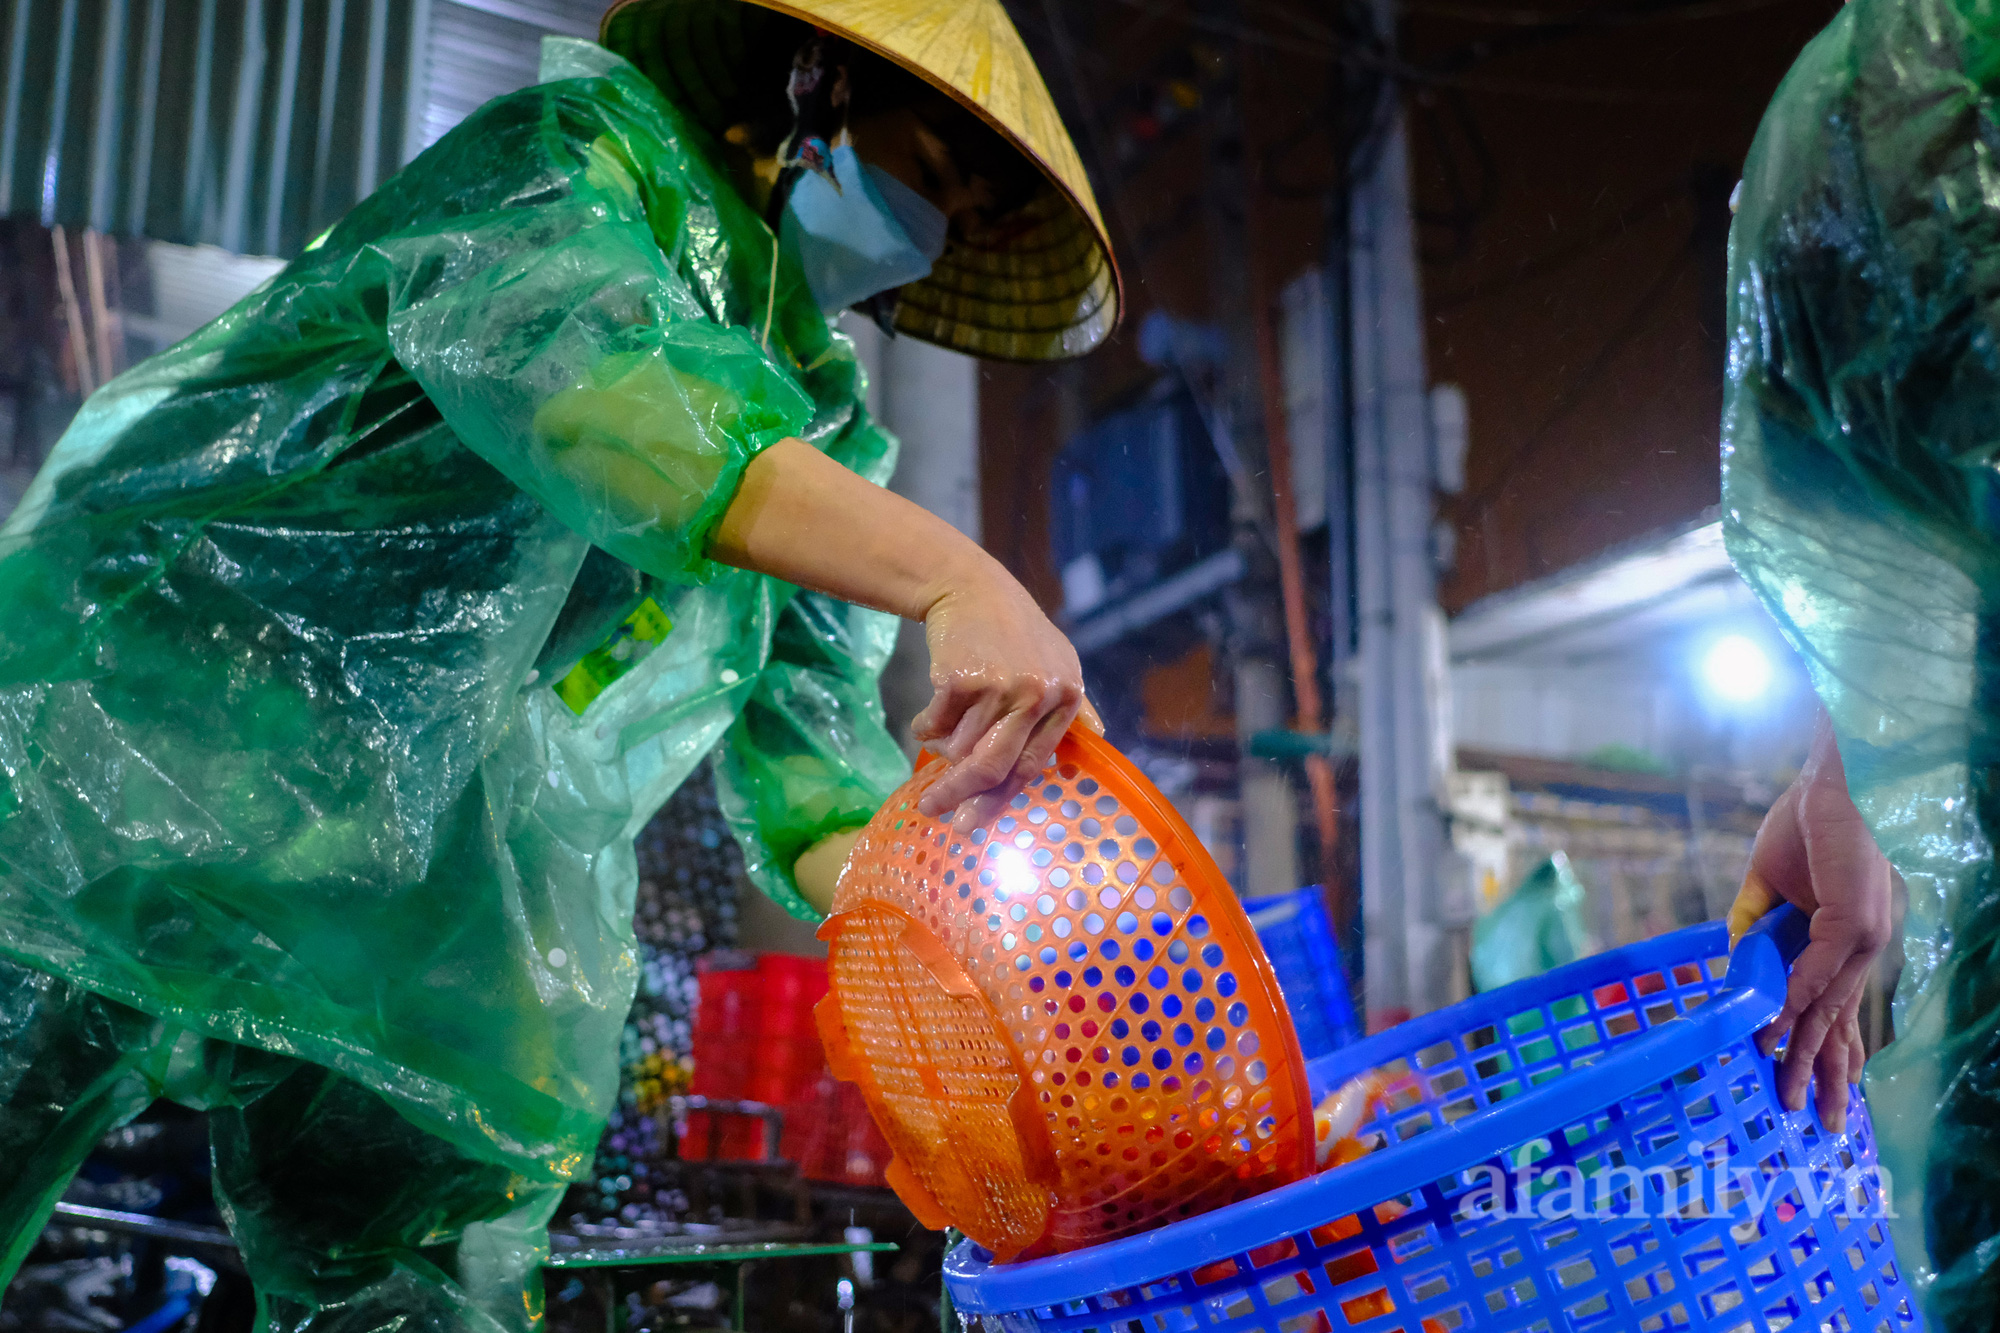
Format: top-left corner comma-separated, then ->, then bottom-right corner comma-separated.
1,0 -> 425,256
416,0 -> 596,152
2,0 -> 602,257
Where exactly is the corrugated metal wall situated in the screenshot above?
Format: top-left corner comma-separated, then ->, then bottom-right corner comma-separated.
0,0 -> 602,258
418,0 -> 594,153
0,0 -> 428,257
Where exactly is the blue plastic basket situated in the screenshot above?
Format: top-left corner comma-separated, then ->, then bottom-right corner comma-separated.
1244,886 -> 1360,1060
944,907 -> 1921,1333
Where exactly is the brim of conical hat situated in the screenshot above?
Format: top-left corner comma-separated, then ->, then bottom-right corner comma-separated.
600,0 -> 1122,362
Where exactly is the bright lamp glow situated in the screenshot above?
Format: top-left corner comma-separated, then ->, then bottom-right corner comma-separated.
1703,634 -> 1773,702
991,847 -> 1040,900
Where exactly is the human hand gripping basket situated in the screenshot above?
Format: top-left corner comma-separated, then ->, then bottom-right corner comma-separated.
944,906 -> 1922,1333
814,726 -> 1316,1263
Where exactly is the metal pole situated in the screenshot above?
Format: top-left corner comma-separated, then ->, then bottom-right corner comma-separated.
355,0 -> 389,199
737,1262 -> 757,1331
1351,0 -> 1452,1022
51,226 -> 95,396
1351,143 -> 1403,1021
402,0 -> 435,166
1242,56 -> 1340,887
1195,0 -> 1297,900
81,229 -> 121,382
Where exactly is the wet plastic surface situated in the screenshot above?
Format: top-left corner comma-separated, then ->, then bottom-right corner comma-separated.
1470,854 -> 1589,993
1723,0 -> 2000,1320
0,955 -> 562,1333
0,34 -> 908,1199
945,909 -> 1919,1333
815,727 -> 1312,1262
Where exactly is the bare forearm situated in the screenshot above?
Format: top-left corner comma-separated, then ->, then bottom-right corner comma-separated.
709,437 -> 1005,616
711,434 -> 1091,844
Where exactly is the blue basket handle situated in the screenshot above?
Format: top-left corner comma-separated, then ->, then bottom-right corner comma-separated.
1723,903 -> 1809,999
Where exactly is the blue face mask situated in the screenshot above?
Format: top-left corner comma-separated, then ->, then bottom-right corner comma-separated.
781,144 -> 949,315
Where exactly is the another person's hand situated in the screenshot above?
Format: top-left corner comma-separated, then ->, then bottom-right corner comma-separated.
912,571 -> 1101,832
794,827 -> 864,915
1726,709 -> 1892,1131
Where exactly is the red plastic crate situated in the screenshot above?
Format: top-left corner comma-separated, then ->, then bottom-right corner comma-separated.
793,1071 -> 892,1185
684,954 -> 833,1162
685,964 -> 764,1159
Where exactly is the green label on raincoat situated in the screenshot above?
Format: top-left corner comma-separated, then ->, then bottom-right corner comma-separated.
555,597 -> 673,714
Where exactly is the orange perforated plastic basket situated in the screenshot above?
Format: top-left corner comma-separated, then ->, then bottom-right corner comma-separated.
814,727 -> 1314,1262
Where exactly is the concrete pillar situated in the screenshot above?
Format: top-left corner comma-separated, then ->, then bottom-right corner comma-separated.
838,317 -> 981,751
880,334 -> 980,751
1351,80 -> 1455,1025
881,335 -> 981,539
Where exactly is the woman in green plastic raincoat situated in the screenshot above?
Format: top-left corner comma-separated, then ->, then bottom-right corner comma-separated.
0,1 -> 1120,1328
1719,0 -> 2000,1324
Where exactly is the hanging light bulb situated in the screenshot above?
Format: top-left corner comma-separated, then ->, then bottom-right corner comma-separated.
1702,634 -> 1773,703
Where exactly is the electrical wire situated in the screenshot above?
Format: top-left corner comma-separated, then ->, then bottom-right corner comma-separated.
1112,0 -> 1784,103
1404,0 -> 1806,25
1413,0 -> 1829,96
1427,71 -> 1761,101
1102,0 -> 1342,61
1456,237 -> 1696,509
1426,178 -> 1688,312
1412,87 -> 1500,262
1028,0 -> 1712,552
1015,0 -> 1389,216
1034,0 -> 1274,547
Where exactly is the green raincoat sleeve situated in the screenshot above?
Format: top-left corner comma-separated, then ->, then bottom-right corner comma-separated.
1725,0 -> 2000,1319
714,588 -> 913,919
373,59 -> 812,584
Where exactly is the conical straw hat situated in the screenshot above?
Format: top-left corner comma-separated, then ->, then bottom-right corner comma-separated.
601,0 -> 1122,361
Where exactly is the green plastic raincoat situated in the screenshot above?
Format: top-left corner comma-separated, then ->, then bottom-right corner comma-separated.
1469,854 -> 1590,993
0,36 -> 910,1190
1725,0 -> 2000,1321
